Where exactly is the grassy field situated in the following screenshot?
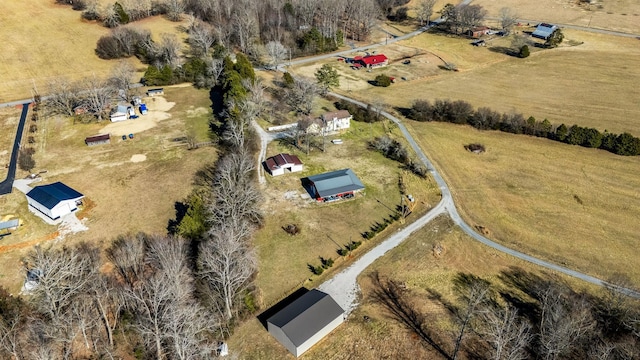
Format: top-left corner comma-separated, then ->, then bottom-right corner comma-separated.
475,0 -> 640,34
231,215 -> 599,359
0,0 -> 186,103
406,120 -> 640,287
0,85 -> 215,293
316,29 -> 640,136
254,119 -> 441,305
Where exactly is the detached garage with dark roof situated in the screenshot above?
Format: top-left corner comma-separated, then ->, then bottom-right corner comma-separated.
304,168 -> 365,202
267,289 -> 345,357
26,182 -> 84,220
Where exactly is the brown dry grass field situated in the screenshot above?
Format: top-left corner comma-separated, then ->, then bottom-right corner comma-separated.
0,85 -> 215,293
299,29 -> 640,136
406,120 -> 640,287
254,119 -> 441,305
0,0 -> 187,103
475,0 -> 640,34
231,215 -> 599,359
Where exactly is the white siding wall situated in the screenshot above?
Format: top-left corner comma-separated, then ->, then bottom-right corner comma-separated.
267,323 -> 297,356
110,114 -> 128,122
270,167 -> 285,176
50,200 -> 76,219
290,164 -> 304,173
296,316 -> 344,357
26,198 -> 54,219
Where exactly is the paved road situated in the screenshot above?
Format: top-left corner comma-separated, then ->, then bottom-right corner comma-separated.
325,92 -> 640,300
0,103 -> 30,195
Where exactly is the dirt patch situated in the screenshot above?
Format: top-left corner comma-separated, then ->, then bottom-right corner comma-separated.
130,154 -> 147,162
99,96 -> 174,135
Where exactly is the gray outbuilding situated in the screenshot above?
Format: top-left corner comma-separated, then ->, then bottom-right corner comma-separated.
267,289 -> 345,357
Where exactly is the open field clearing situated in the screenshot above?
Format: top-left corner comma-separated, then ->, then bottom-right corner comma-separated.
476,0 -> 640,34
405,120 -> 640,287
316,30 -> 640,136
0,0 -> 186,103
0,85 -> 214,293
231,215 -> 596,359
254,119 -> 441,305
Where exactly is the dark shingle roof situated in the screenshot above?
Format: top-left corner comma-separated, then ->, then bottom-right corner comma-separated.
26,182 -> 83,210
321,110 -> 351,121
267,289 -> 344,347
308,169 -> 365,198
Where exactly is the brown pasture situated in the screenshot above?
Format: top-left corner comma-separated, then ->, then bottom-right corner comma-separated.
0,85 -> 215,293
0,0 -> 187,103
406,120 -> 640,288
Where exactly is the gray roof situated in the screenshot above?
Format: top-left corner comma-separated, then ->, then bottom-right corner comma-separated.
532,23 -> 557,39
308,169 -> 365,198
26,182 -> 83,210
267,290 -> 344,347
0,219 -> 19,231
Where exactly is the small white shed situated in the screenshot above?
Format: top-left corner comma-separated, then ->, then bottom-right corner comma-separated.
26,182 -> 84,220
264,153 -> 304,176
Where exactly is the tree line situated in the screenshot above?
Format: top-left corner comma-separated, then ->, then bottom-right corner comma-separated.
408,99 -> 640,156
371,268 -> 640,360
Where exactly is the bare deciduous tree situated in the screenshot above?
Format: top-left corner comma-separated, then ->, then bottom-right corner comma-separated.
187,17 -> 217,56
153,33 -> 182,68
198,219 -> 257,321
109,60 -> 136,101
416,0 -> 437,26
477,305 -> 532,360
452,275 -> 492,360
46,77 -> 83,116
82,75 -> 114,121
458,4 -> 487,33
164,0 -> 185,21
266,40 -> 288,69
499,7 -> 519,35
536,283 -> 596,360
287,76 -> 317,115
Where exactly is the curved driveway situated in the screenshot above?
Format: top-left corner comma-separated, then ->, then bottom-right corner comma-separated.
323,93 -> 640,306
0,103 -> 30,195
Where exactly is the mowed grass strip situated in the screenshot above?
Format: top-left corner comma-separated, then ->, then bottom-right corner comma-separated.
254,120 -> 441,305
406,120 -> 640,287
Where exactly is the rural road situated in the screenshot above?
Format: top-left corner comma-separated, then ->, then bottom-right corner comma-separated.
0,103 -> 30,195
318,92 -> 640,311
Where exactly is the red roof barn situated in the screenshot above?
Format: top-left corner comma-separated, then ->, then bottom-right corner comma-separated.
264,153 -> 303,176
356,54 -> 388,68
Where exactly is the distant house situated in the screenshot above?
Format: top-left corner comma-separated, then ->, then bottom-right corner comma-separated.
267,289 -> 345,357
303,169 -> 365,202
146,88 -> 164,96
532,23 -> 558,40
354,54 -> 388,69
321,110 -> 352,132
85,134 -> 110,146
110,104 -> 130,122
468,26 -> 490,38
26,182 -> 84,221
73,105 -> 88,115
264,153 -> 303,176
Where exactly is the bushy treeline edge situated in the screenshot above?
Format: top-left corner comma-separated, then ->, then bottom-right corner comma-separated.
408,99 -> 640,156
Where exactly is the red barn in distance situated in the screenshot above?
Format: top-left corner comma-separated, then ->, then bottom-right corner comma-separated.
351,54 -> 388,69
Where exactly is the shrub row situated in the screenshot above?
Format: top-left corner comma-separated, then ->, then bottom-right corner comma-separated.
408,99 -> 640,156
334,100 -> 379,123
308,256 -> 335,275
369,135 -> 428,178
362,212 -> 402,240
